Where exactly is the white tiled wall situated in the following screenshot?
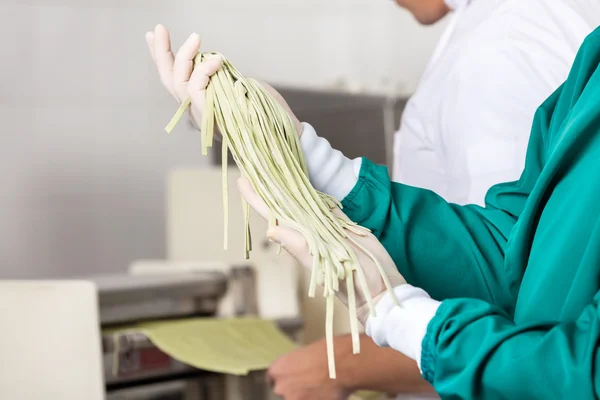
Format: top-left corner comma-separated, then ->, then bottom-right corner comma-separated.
0,0 -> 444,278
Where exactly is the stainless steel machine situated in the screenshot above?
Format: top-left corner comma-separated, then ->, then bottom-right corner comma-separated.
213,87 -> 408,171
94,267 -> 302,400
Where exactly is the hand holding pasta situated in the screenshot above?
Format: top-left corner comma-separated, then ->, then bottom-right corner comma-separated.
145,25 -> 303,138
150,26 -> 401,379
237,178 -> 407,326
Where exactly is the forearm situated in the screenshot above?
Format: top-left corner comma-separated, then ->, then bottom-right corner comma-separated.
300,122 -> 517,304
299,122 -> 362,201
367,286 -> 600,399
333,334 -> 434,395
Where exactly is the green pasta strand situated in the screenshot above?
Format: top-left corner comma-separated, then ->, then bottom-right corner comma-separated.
163,52 -> 398,379
222,133 -> 228,251
242,196 -> 251,260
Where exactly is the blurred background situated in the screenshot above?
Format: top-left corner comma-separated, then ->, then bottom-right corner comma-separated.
0,0 -> 445,279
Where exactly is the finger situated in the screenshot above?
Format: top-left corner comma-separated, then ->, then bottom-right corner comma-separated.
267,226 -> 306,249
331,207 -> 352,223
265,368 -> 276,389
153,24 -> 176,99
173,33 -> 201,101
187,56 -> 223,109
145,31 -> 156,62
266,359 -> 280,378
237,178 -> 312,266
237,178 -> 270,220
272,384 -> 284,397
267,226 -> 312,267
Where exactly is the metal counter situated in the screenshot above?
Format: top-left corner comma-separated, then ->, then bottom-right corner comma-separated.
93,268 -> 302,400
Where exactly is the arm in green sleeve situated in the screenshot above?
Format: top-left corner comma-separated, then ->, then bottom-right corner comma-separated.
341,163 -> 519,307
341,29 -> 600,307
422,295 -> 600,399
299,42 -> 566,308
340,87 -> 559,307
420,30 -> 600,399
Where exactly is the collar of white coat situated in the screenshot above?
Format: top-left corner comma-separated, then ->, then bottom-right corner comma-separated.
444,0 -> 472,10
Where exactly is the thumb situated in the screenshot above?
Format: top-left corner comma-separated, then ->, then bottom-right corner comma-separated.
267,226 -> 312,268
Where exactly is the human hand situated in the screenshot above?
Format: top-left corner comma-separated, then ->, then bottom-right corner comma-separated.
268,339 -> 352,400
270,334 -> 436,399
237,178 -> 406,325
145,25 -> 221,130
145,24 -> 303,136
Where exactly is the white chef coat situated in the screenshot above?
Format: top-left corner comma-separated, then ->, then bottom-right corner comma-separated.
393,0 -> 600,206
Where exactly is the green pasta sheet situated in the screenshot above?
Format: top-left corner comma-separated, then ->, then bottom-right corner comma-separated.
106,317 -> 296,375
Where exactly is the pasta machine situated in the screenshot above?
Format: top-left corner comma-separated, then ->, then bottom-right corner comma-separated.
96,266 -> 303,400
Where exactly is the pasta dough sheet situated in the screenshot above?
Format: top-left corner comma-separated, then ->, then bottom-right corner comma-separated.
106,317 -> 296,375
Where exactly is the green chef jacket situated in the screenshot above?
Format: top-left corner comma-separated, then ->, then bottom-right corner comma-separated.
341,27 -> 600,399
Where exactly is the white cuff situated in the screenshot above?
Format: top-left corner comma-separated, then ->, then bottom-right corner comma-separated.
299,122 -> 362,201
366,285 -> 440,371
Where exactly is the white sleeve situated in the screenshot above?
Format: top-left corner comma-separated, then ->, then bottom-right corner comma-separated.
435,35 -> 573,206
366,285 -> 441,371
299,122 -> 362,201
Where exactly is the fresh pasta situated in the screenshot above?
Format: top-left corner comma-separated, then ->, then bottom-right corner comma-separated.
164,52 -> 397,379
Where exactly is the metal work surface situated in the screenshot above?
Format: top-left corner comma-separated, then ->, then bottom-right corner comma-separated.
92,272 -> 228,325
103,317 -> 303,395
97,268 -> 302,399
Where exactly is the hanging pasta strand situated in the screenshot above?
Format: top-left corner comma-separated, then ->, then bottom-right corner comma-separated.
163,52 -> 399,379
242,196 -> 251,259
222,133 -> 229,250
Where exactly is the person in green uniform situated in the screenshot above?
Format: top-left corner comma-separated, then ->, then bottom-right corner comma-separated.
148,21 -> 600,398
235,26 -> 600,399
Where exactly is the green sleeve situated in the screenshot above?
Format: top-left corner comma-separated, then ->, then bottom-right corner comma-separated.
422,295 -> 600,399
341,89 -> 558,309
341,160 -> 520,308
414,29 -> 600,399
340,29 -> 598,309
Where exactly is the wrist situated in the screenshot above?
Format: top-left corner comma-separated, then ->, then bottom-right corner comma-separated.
366,285 -> 440,370
329,334 -> 433,394
299,122 -> 361,200
323,334 -> 359,391
319,335 -> 382,392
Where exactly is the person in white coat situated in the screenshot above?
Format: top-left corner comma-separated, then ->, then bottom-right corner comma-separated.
145,0 -> 600,398
393,0 -> 598,206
